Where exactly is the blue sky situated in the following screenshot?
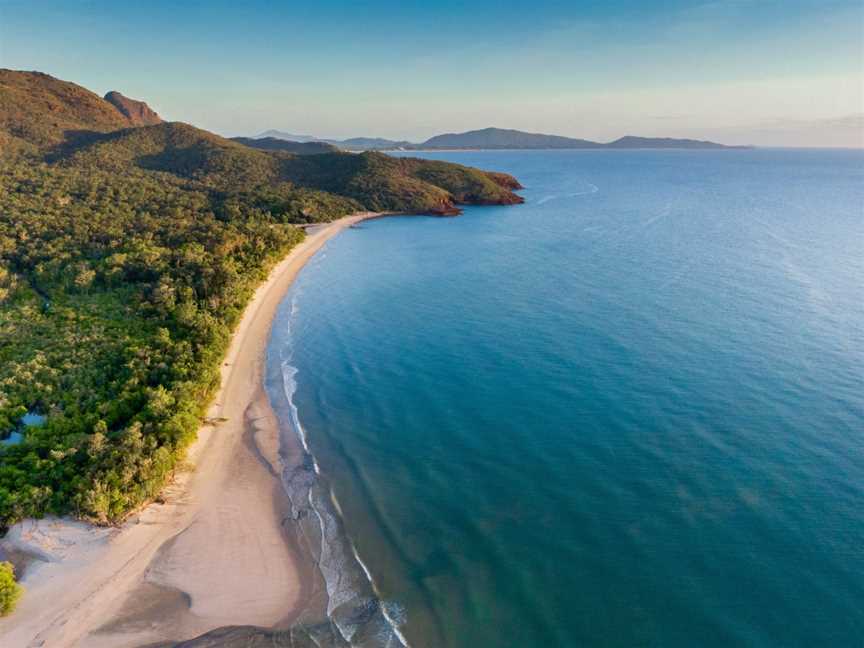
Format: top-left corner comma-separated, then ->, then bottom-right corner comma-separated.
1,0 -> 862,145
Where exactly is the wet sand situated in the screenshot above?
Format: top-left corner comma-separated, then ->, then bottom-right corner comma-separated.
0,212 -> 383,648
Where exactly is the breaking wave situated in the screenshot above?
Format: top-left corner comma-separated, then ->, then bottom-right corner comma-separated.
275,294 -> 409,648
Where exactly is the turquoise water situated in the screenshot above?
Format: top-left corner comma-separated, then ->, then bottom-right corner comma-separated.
267,149 -> 864,647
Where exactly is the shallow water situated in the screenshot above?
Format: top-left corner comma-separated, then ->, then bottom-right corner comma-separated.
1,411 -> 45,445
267,149 -> 864,647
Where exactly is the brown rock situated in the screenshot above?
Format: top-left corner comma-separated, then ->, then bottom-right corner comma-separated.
485,171 -> 525,190
104,90 -> 162,126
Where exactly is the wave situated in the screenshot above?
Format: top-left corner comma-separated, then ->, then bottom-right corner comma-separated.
572,183 -> 599,196
276,294 -> 409,648
536,183 -> 599,204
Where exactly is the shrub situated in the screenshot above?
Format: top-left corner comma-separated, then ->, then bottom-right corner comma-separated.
0,561 -> 23,616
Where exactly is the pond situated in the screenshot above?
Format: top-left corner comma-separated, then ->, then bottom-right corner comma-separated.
1,411 -> 46,446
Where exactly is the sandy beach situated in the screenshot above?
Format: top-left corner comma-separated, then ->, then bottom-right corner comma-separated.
0,212 -> 383,648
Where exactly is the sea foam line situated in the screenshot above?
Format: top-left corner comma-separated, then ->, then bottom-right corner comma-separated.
278,292 -> 409,647
536,182 -> 599,204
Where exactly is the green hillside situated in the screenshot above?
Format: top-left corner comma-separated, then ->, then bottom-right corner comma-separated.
0,70 -> 523,529
231,136 -> 339,155
62,122 -> 284,187
58,121 -> 523,214
280,151 -> 523,214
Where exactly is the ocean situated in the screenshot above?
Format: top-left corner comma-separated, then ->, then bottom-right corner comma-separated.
266,149 -> 864,647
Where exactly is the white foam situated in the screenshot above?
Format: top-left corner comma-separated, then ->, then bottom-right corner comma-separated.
536,183 -> 598,204
275,292 -> 409,646
570,182 -> 599,196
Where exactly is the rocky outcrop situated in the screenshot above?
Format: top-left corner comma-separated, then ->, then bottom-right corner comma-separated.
428,189 -> 525,216
485,171 -> 524,190
428,201 -> 463,216
104,91 -> 162,126
0,70 -> 132,148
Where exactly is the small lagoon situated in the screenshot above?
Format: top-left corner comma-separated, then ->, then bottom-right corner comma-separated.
1,411 -> 45,446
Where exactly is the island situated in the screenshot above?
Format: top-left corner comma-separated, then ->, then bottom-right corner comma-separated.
249,126 -> 747,151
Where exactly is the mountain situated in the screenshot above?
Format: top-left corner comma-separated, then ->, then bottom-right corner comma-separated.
422,127 -> 599,149
605,136 -> 735,149
420,127 -> 740,150
48,120 -> 522,215
231,136 -> 338,154
0,69 -> 524,533
0,69 -> 132,149
257,129 -> 320,142
0,70 -> 522,216
338,137 -> 412,151
59,121 -> 286,187
254,126 -> 740,150
254,131 -> 411,151
103,90 -> 162,126
277,151 -> 523,214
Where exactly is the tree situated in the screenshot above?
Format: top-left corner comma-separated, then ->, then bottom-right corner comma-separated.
0,561 -> 23,616
73,265 -> 96,292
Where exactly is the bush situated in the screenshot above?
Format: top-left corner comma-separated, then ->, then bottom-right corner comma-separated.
0,561 -> 23,615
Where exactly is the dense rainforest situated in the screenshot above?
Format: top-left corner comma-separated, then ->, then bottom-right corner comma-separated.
0,70 -> 523,529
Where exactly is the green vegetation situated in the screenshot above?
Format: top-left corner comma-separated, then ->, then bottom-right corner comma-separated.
279,151 -> 523,213
0,69 -> 523,530
0,561 -> 23,615
0,159 -> 311,526
58,122 -> 523,213
230,136 -> 339,155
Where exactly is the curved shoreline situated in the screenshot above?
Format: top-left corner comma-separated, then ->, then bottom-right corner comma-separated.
0,211 -> 386,647
268,309 -> 411,647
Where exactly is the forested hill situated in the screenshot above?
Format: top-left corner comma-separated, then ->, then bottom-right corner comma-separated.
0,71 -> 523,215
230,136 -> 338,155
0,69 -> 159,151
254,131 -> 412,151
0,70 -> 523,530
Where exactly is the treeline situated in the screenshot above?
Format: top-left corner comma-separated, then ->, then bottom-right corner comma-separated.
0,71 -> 524,530
0,159 -> 351,527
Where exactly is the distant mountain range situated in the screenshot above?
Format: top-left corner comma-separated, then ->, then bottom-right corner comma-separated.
256,130 -> 412,151
253,127 -> 746,151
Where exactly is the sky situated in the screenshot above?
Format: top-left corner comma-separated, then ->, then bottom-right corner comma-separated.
1,0 -> 862,146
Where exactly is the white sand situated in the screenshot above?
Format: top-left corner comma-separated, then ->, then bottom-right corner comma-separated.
0,212 -> 383,648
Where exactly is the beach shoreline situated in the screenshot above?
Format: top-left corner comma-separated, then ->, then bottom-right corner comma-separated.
0,211 -> 385,647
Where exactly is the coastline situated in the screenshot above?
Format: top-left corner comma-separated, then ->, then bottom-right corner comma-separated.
0,211 -> 385,647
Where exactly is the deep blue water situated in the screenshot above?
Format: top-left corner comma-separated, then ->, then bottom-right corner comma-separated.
267,149 -> 864,647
